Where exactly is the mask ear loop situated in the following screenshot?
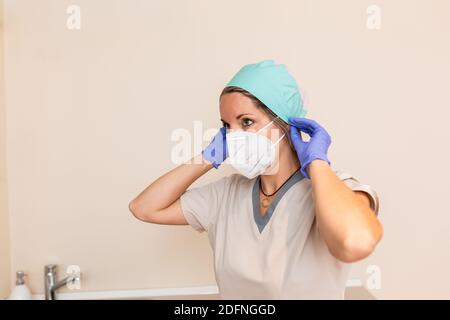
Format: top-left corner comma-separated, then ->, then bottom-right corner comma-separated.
263,129 -> 285,177
272,133 -> 286,146
258,116 -> 286,146
256,119 -> 275,134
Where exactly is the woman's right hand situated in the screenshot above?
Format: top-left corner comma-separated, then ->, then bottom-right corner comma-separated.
202,126 -> 229,169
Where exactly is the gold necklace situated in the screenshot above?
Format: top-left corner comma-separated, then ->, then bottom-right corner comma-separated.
260,194 -> 272,208
259,167 -> 300,209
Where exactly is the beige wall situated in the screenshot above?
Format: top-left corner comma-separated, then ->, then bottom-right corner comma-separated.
1,0 -> 450,299
0,0 -> 12,299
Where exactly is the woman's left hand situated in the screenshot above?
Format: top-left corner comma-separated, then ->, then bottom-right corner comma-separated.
289,117 -> 332,178
290,118 -> 383,263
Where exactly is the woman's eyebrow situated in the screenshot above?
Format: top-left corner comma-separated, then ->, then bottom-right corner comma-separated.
220,113 -> 253,124
236,113 -> 253,120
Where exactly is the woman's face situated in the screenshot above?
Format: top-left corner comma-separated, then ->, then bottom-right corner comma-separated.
219,92 -> 282,141
220,91 -> 298,175
220,92 -> 294,175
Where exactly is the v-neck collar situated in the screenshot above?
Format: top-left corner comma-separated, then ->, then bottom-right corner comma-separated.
251,169 -> 306,234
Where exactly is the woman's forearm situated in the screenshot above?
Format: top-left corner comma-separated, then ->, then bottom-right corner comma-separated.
130,154 -> 213,215
308,160 -> 383,262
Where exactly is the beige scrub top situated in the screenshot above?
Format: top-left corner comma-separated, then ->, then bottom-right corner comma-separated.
180,168 -> 379,300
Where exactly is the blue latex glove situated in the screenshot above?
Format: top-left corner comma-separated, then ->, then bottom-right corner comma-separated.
202,127 -> 228,169
288,117 -> 331,179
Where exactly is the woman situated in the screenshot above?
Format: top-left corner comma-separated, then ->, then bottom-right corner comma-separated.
129,60 -> 383,299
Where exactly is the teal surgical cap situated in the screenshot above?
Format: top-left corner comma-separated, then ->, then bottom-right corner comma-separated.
224,59 -> 306,123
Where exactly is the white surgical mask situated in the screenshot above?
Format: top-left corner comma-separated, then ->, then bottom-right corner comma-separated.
226,119 -> 285,179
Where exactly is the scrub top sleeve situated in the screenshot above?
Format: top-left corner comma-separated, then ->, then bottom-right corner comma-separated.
336,171 -> 380,216
179,176 -> 229,233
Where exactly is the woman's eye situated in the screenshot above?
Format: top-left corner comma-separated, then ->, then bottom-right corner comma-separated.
242,118 -> 254,128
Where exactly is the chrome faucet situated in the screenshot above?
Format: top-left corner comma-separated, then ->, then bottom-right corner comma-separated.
44,264 -> 81,300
